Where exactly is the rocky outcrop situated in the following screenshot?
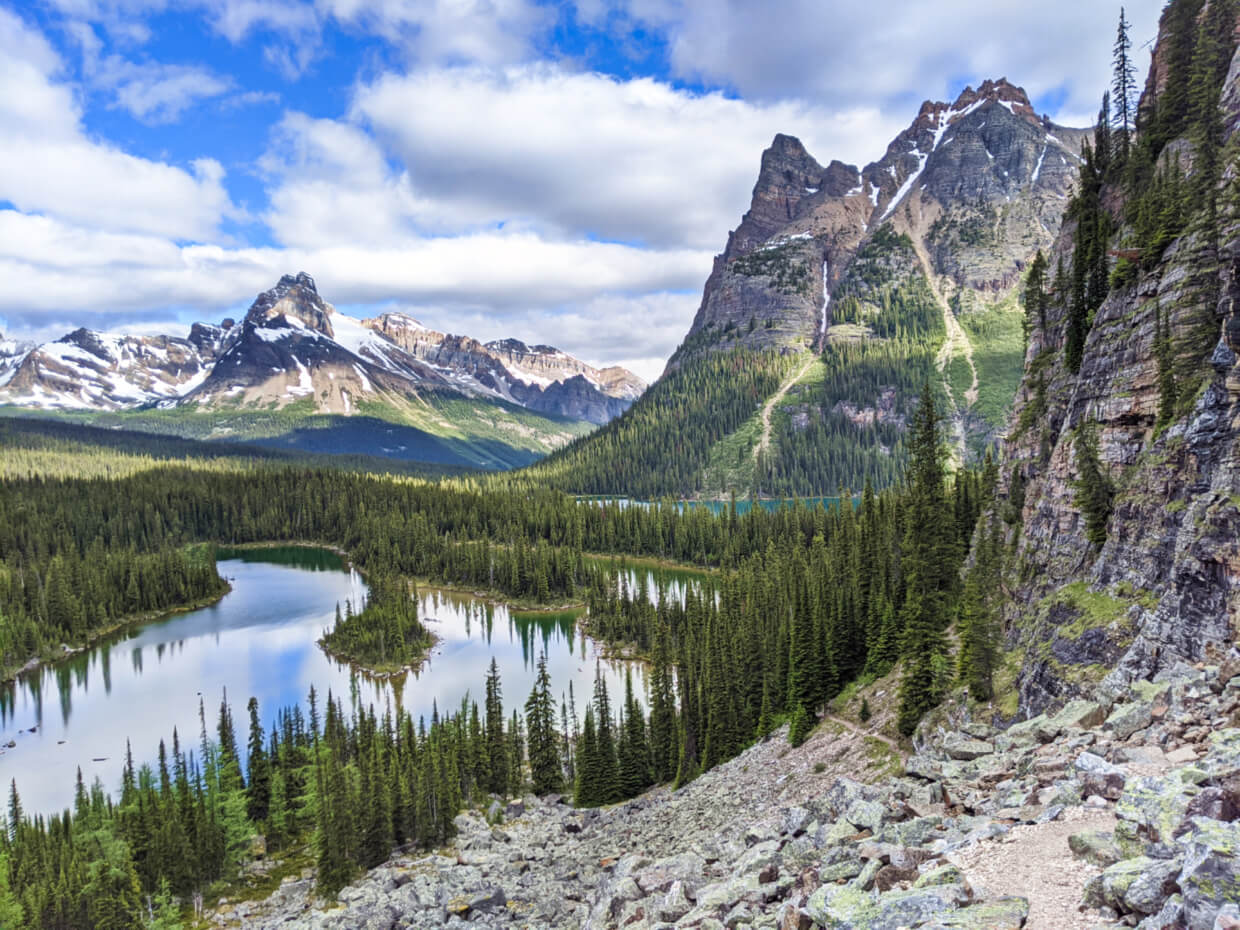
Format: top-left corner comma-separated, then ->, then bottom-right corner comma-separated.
993,26 -> 1240,717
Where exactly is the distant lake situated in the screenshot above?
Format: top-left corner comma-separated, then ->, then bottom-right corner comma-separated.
0,545 -> 651,816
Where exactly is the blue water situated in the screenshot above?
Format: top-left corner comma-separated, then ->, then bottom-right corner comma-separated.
0,547 -> 641,816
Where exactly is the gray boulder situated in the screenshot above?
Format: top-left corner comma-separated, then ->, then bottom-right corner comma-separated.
1177,818 -> 1240,930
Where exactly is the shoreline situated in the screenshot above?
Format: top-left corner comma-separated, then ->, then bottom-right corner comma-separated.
0,583 -> 232,686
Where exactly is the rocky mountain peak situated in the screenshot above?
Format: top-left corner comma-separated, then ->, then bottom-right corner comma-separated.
244,271 -> 335,338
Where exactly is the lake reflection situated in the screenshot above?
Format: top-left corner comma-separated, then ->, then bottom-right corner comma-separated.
0,546 -> 642,816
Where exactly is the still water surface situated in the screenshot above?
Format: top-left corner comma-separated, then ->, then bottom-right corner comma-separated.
0,546 -> 697,816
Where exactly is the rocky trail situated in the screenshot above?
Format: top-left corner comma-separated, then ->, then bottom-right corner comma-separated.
753,352 -> 817,464
214,659 -> 1240,930
823,714 -> 906,762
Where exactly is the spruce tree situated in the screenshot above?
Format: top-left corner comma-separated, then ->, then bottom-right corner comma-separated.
245,697 -> 271,825
483,658 -> 508,796
897,381 -> 951,736
524,653 -> 561,796
1112,6 -> 1136,163
1073,419 -> 1114,547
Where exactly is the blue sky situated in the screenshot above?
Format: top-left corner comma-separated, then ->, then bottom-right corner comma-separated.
0,0 -> 1161,379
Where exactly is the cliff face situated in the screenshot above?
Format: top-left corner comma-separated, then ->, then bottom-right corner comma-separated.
996,27 -> 1240,716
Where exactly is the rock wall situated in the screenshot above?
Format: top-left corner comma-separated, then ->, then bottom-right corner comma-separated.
996,33 -> 1240,716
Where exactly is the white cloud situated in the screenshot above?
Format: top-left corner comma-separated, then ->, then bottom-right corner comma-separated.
0,8 -> 233,240
346,65 -> 900,250
320,0 -> 552,67
0,199 -> 709,367
607,0 -> 1162,128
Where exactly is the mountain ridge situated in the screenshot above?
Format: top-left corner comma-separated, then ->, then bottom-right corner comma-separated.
0,272 -> 645,428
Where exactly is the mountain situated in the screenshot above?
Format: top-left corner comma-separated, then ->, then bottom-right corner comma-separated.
0,273 -> 645,468
974,0 -> 1240,719
536,79 -> 1088,498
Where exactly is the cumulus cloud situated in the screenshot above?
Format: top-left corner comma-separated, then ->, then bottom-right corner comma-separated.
70,22 -> 235,123
603,0 -> 1162,128
0,8 -> 233,240
343,65 -> 901,250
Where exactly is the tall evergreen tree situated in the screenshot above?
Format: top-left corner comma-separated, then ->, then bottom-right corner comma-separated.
1112,6 -> 1136,163
1073,419 -> 1114,546
897,381 -> 951,736
483,658 -> 508,796
524,653 -> 562,796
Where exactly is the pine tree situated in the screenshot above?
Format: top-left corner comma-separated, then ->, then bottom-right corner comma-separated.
245,697 -> 271,825
1073,419 -> 1114,547
1023,250 -> 1049,341
592,669 -> 621,804
524,653 -> 561,796
1112,6 -> 1136,163
483,658 -> 508,796
897,381 -> 951,736
573,706 -> 599,806
617,668 -> 651,798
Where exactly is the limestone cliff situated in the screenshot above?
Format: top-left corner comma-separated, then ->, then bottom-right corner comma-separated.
992,9 -> 1240,718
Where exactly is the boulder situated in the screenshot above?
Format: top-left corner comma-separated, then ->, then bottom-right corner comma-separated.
1106,703 -> 1154,740
1123,857 -> 1182,915
942,735 -> 995,761
1069,829 -> 1125,866
1177,817 -> 1240,930
806,882 -> 968,930
1049,699 -> 1110,731
639,853 -> 709,897
844,799 -> 886,833
1074,751 -> 1128,800
1117,775 -> 1199,844
919,896 -> 1029,929
656,880 -> 694,922
1084,857 -> 1155,911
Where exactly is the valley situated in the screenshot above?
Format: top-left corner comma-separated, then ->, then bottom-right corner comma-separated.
1,1 -> 1239,929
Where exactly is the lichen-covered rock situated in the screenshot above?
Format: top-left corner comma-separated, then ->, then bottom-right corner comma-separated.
1177,817 -> 1240,930
1069,829 -> 1125,866
1123,857 -> 1182,915
942,735 -> 996,761
1083,857 -> 1154,911
920,896 -> 1030,929
1075,752 -> 1129,800
1117,775 -> 1199,844
1106,703 -> 1154,740
806,882 -> 969,930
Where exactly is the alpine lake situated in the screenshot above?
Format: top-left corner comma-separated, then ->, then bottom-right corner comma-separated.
0,545 -> 713,815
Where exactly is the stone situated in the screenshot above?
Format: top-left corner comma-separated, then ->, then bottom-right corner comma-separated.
637,852 -> 708,895
1106,703 -> 1154,740
1117,775 -> 1199,844
819,860 -> 864,884
1075,752 -> 1129,800
941,735 -> 995,761
805,883 -> 968,930
1135,894 -> 1184,930
782,806 -> 813,836
1050,699 -> 1110,731
919,896 -> 1029,929
844,799 -> 886,833
1069,829 -> 1125,867
1169,746 -> 1201,764
1123,857 -> 1182,915
1177,817 -> 1240,930
872,864 -> 919,892
914,865 -> 967,888
466,886 -> 506,912
656,881 -> 694,922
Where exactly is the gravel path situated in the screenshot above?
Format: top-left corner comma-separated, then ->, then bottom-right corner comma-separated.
948,806 -> 1117,930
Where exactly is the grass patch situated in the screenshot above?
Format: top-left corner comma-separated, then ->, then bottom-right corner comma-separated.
958,292 -> 1025,429
1048,581 -> 1131,639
